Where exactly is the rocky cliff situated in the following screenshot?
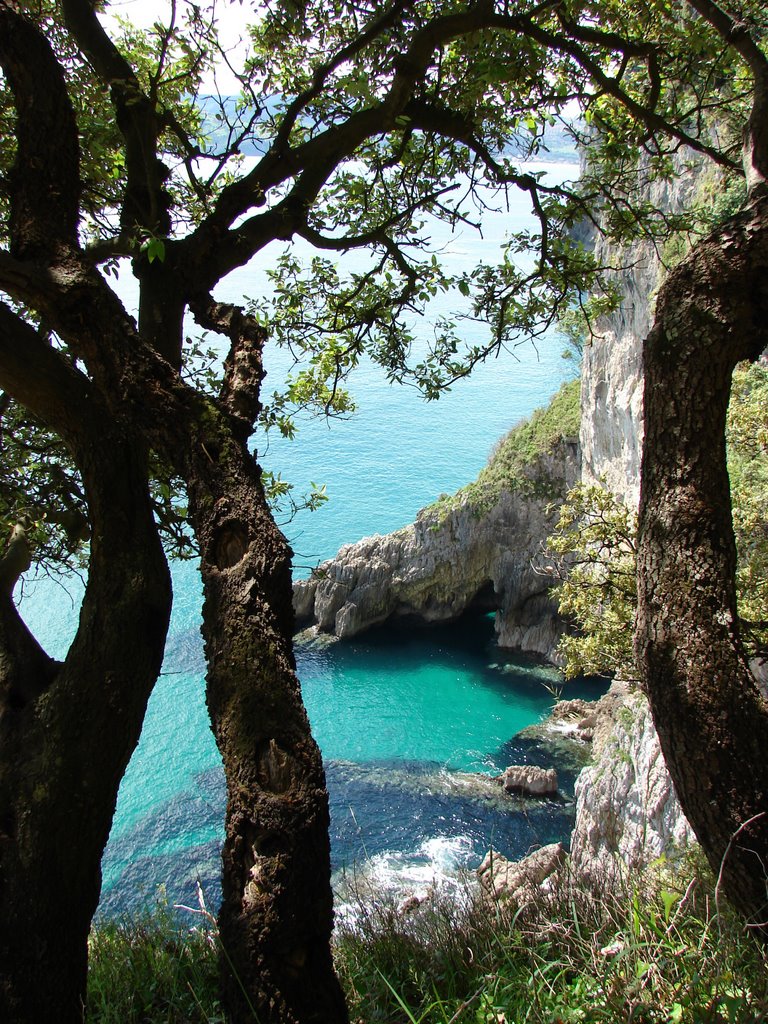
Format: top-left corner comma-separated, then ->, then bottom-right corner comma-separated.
292,153 -> 706,882
579,156 -> 703,507
294,381 -> 580,660
568,155 -> 705,879
566,683 -> 695,884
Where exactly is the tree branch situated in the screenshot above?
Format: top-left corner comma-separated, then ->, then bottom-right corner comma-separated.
0,301 -> 96,437
0,524 -> 31,600
179,0 -> 504,281
687,0 -> 768,77
0,2 -> 81,257
489,10 -> 741,174
61,0 -> 172,238
687,0 -> 768,192
188,296 -> 267,440
272,0 -> 414,152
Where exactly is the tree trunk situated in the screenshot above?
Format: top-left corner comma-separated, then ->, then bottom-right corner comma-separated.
0,241 -> 347,1020
636,192 -> 768,932
0,423 -> 171,1022
181,403 -> 347,1024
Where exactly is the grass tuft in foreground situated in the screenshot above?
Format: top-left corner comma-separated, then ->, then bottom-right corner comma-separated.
87,897 -> 223,1024
333,859 -> 768,1024
87,858 -> 768,1024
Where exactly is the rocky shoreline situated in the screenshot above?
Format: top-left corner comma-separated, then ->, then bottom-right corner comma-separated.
294,388 -> 580,663
297,152 -> 705,893
477,682 -> 693,904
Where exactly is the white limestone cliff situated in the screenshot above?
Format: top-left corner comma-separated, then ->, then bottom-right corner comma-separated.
568,156 -> 704,881
567,683 -> 695,884
294,422 -> 580,662
579,156 -> 703,507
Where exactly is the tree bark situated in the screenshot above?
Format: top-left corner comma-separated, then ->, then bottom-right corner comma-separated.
636,192 -> 768,932
181,408 -> 347,1023
0,422 -> 171,1022
0,238 -> 348,1021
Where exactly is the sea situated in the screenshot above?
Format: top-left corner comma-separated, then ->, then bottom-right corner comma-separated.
16,151 -> 606,918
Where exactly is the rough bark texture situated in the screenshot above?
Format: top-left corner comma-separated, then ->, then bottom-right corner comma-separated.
0,250 -> 347,1022
0,428 -> 171,1023
183,403 -> 346,1023
0,6 -> 347,1018
637,192 -> 768,933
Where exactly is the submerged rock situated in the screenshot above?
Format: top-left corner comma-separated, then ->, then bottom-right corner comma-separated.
498,764 -> 558,797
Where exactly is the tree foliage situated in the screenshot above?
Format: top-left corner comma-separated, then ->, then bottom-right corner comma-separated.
3,0 -> 763,577
2,0 -> 768,1019
546,482 -> 638,679
549,363 -> 768,680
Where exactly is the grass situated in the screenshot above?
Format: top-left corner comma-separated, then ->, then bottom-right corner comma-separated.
335,857 -> 768,1024
426,378 -> 581,522
86,856 -> 768,1024
86,897 -> 224,1023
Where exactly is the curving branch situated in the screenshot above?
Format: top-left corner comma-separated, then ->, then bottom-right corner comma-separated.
0,524 -> 31,601
0,2 -> 81,258
272,0 -> 414,152
188,295 -> 267,440
180,0 -> 504,278
61,0 -> 172,238
687,0 -> 768,77
686,0 -> 768,191
0,301 -> 95,429
488,10 -> 741,173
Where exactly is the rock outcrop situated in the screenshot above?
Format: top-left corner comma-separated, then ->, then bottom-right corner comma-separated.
477,843 -> 566,903
294,437 -> 579,660
293,152 -> 707,884
568,682 -> 695,885
498,764 -> 558,798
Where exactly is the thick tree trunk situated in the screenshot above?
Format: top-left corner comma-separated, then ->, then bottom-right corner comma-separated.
0,5 -> 344,1008
182,406 -> 347,1024
0,247 -> 347,1021
0,425 -> 171,1022
636,193 -> 768,932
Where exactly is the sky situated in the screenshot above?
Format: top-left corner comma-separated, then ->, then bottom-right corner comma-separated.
100,0 -> 252,94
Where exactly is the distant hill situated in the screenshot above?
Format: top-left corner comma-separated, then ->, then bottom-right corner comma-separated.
197,95 -> 580,164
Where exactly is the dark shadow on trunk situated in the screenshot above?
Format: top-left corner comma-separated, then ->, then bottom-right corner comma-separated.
636,192 -> 768,936
0,426 -> 171,1023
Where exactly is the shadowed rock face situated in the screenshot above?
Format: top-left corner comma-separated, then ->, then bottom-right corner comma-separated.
293,440 -> 580,661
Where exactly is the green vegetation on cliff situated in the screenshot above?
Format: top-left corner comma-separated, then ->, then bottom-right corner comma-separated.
428,378 -> 580,521
548,362 -> 768,679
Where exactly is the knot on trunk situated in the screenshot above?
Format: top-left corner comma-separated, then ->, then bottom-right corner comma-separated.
258,738 -> 296,794
213,521 -> 249,570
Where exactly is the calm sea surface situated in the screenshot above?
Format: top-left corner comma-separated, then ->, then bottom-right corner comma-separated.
17,157 -> 605,915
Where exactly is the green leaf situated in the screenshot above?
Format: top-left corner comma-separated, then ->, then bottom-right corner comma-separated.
144,237 -> 166,264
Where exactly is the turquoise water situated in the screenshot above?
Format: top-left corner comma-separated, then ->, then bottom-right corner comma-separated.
15,156 -> 604,914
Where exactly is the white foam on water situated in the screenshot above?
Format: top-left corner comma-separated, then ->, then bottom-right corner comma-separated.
333,833 -> 477,928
